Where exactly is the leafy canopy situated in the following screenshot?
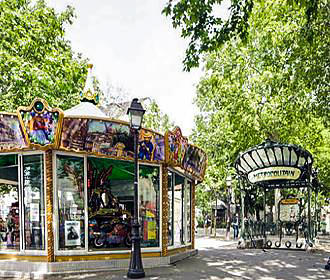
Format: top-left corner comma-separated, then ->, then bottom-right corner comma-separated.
0,0 -> 87,112
143,99 -> 175,134
163,0 -> 320,71
191,0 -> 330,208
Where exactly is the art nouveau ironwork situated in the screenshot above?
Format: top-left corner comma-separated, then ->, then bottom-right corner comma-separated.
235,139 -> 317,250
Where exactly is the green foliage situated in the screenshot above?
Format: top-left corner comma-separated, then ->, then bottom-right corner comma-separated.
143,99 -> 175,134
191,0 -> 330,209
0,184 -> 15,196
163,0 -> 320,71
0,0 -> 88,111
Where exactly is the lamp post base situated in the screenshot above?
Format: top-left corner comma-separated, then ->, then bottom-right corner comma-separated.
127,222 -> 145,279
127,269 -> 146,279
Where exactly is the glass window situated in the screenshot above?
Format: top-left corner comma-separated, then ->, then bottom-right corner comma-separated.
174,173 -> 184,246
87,157 -> 134,251
0,154 -> 19,251
171,172 -> 192,246
139,165 -> 160,248
23,154 -> 45,250
56,155 -> 85,250
185,181 -> 192,243
167,171 -> 174,246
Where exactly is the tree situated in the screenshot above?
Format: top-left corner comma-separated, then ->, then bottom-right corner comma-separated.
191,0 -> 330,213
163,0 -> 320,71
142,99 -> 175,134
0,0 -> 87,111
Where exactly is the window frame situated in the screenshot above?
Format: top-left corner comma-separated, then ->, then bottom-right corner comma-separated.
54,152 -> 163,256
167,170 -> 174,247
167,168 -> 193,249
54,151 -> 87,256
185,179 -> 192,244
138,162 -> 162,251
20,151 -> 47,254
0,151 -> 47,256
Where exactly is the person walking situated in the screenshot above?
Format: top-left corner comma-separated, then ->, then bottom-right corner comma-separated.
204,215 -> 211,236
232,214 -> 239,240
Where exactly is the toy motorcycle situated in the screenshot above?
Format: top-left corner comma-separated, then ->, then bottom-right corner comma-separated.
93,221 -> 132,248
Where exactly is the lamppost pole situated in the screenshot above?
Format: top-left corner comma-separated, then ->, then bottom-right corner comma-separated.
127,98 -> 145,279
225,176 -> 232,240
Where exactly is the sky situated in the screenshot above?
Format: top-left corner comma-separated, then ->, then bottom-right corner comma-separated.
47,1 -> 230,136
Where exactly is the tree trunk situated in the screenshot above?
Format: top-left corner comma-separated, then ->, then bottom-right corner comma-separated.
225,201 -> 231,240
214,199 -> 217,238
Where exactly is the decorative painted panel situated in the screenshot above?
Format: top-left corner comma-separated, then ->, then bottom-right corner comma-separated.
165,127 -> 188,166
154,134 -> 165,161
165,127 -> 207,180
17,98 -> 63,149
182,145 -> 207,180
60,118 -> 133,157
138,129 -> 165,161
60,118 -> 165,162
0,113 -> 28,151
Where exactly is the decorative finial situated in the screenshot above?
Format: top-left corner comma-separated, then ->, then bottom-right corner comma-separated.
80,63 -> 99,105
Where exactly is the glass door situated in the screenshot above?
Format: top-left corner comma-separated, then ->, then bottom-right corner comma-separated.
22,154 -> 45,251
0,154 -> 19,251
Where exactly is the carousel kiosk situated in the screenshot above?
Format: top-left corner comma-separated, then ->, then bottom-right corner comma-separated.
0,66 -> 207,277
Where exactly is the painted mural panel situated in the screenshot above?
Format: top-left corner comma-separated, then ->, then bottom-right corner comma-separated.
138,130 -> 165,161
153,134 -> 165,161
166,127 -> 188,166
165,126 -> 207,180
61,118 -> 133,157
86,120 -> 133,157
182,145 -> 207,179
18,99 -> 63,148
60,118 -> 88,151
0,114 -> 27,151
60,118 -> 165,162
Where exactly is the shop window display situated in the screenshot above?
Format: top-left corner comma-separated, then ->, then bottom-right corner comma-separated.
167,171 -> 174,246
87,157 -> 134,250
23,154 -> 45,250
0,154 -> 19,251
56,155 -> 85,250
139,165 -> 160,248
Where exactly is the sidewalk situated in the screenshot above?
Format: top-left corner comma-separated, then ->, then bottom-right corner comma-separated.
41,236 -> 329,280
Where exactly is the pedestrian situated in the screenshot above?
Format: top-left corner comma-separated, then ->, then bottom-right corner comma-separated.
204,215 -> 211,236
232,214 -> 239,240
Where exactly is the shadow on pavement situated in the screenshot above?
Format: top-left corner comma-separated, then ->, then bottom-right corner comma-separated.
47,240 -> 329,280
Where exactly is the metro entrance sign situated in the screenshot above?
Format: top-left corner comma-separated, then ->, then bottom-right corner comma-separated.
248,166 -> 301,183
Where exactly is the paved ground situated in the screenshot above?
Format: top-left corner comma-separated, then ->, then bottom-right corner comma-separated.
45,236 -> 330,280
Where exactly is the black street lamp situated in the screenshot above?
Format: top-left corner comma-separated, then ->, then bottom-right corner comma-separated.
127,98 -> 145,279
